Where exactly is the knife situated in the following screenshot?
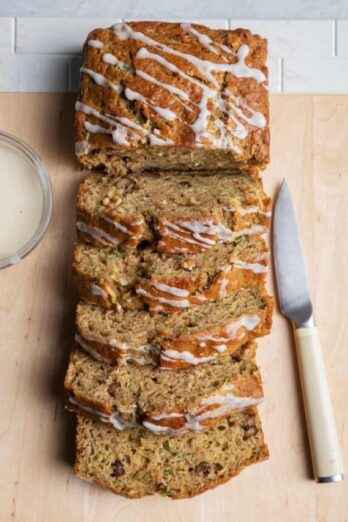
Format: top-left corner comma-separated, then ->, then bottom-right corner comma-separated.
273,179 -> 344,483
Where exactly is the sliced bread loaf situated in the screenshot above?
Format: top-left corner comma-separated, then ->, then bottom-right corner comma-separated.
76,171 -> 271,253
74,407 -> 269,498
65,343 -> 263,435
75,286 -> 273,369
73,235 -> 268,311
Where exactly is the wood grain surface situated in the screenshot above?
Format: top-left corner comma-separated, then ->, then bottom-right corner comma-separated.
0,94 -> 347,522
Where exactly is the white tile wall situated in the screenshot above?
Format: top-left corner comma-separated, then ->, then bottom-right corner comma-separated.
0,54 -> 69,91
0,18 -> 348,92
16,18 -> 121,54
266,58 -> 282,93
283,58 -> 348,93
2,0 -> 348,19
229,20 -> 335,58
0,18 -> 14,53
337,20 -> 348,57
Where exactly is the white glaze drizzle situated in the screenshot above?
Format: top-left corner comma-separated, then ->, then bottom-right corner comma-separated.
161,219 -> 267,250
135,50 -> 264,146
76,220 -> 121,245
98,213 -> 132,235
161,350 -> 216,366
175,219 -> 233,243
75,140 -> 90,155
76,331 -> 158,366
216,42 -> 233,54
197,391 -> 261,418
91,284 -> 108,299
234,224 -> 267,237
136,287 -> 191,308
136,47 -> 215,144
84,121 -> 111,136
161,314 -> 261,365
145,389 -> 262,433
87,39 -> 104,49
225,314 -> 260,338
77,100 -> 174,146
125,87 -> 177,121
68,388 -> 261,435
194,314 -> 261,346
113,23 -> 266,85
230,205 -> 271,217
80,67 -> 123,93
68,395 -> 135,430
254,253 -> 269,262
75,333 -> 106,362
161,220 -> 209,248
151,282 -> 189,297
136,68 -> 189,101
102,52 -> 134,72
77,330 -> 154,355
218,277 -> 229,298
76,101 -> 142,145
180,23 -> 220,56
233,260 -> 267,274
230,99 -> 266,129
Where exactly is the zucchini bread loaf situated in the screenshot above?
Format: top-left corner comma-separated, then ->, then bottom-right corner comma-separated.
75,407 -> 269,498
65,343 -> 263,435
76,171 -> 271,253
73,236 -> 268,311
75,22 -> 269,175
75,286 -> 273,369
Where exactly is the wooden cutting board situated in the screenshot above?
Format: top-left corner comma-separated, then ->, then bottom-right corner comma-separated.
0,94 -> 347,522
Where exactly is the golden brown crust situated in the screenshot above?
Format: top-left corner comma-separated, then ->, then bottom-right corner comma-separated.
138,266 -> 267,313
160,295 -> 273,370
75,293 -> 273,369
75,22 -> 269,173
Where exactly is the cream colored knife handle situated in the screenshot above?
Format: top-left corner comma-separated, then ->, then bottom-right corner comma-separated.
295,326 -> 344,482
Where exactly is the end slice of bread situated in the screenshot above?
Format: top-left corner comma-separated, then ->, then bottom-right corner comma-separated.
74,407 -> 269,498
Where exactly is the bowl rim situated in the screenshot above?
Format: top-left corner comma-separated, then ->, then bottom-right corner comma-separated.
0,130 -> 53,270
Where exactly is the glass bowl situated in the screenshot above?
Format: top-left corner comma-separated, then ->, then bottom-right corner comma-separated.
0,131 -> 53,269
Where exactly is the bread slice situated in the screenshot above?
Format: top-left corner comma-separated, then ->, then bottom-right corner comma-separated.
76,171 -> 271,254
75,286 -> 273,369
73,235 -> 268,311
75,22 -> 269,175
74,407 -> 269,498
65,342 -> 263,435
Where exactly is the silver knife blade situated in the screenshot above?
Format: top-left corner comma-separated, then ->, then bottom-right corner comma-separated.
273,179 -> 313,327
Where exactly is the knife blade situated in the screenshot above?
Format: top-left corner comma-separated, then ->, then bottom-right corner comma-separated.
273,179 -> 344,483
273,179 -> 313,327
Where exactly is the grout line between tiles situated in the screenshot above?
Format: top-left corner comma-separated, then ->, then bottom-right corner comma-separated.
280,58 -> 284,93
14,17 -> 18,53
9,17 -> 15,54
334,19 -> 338,57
